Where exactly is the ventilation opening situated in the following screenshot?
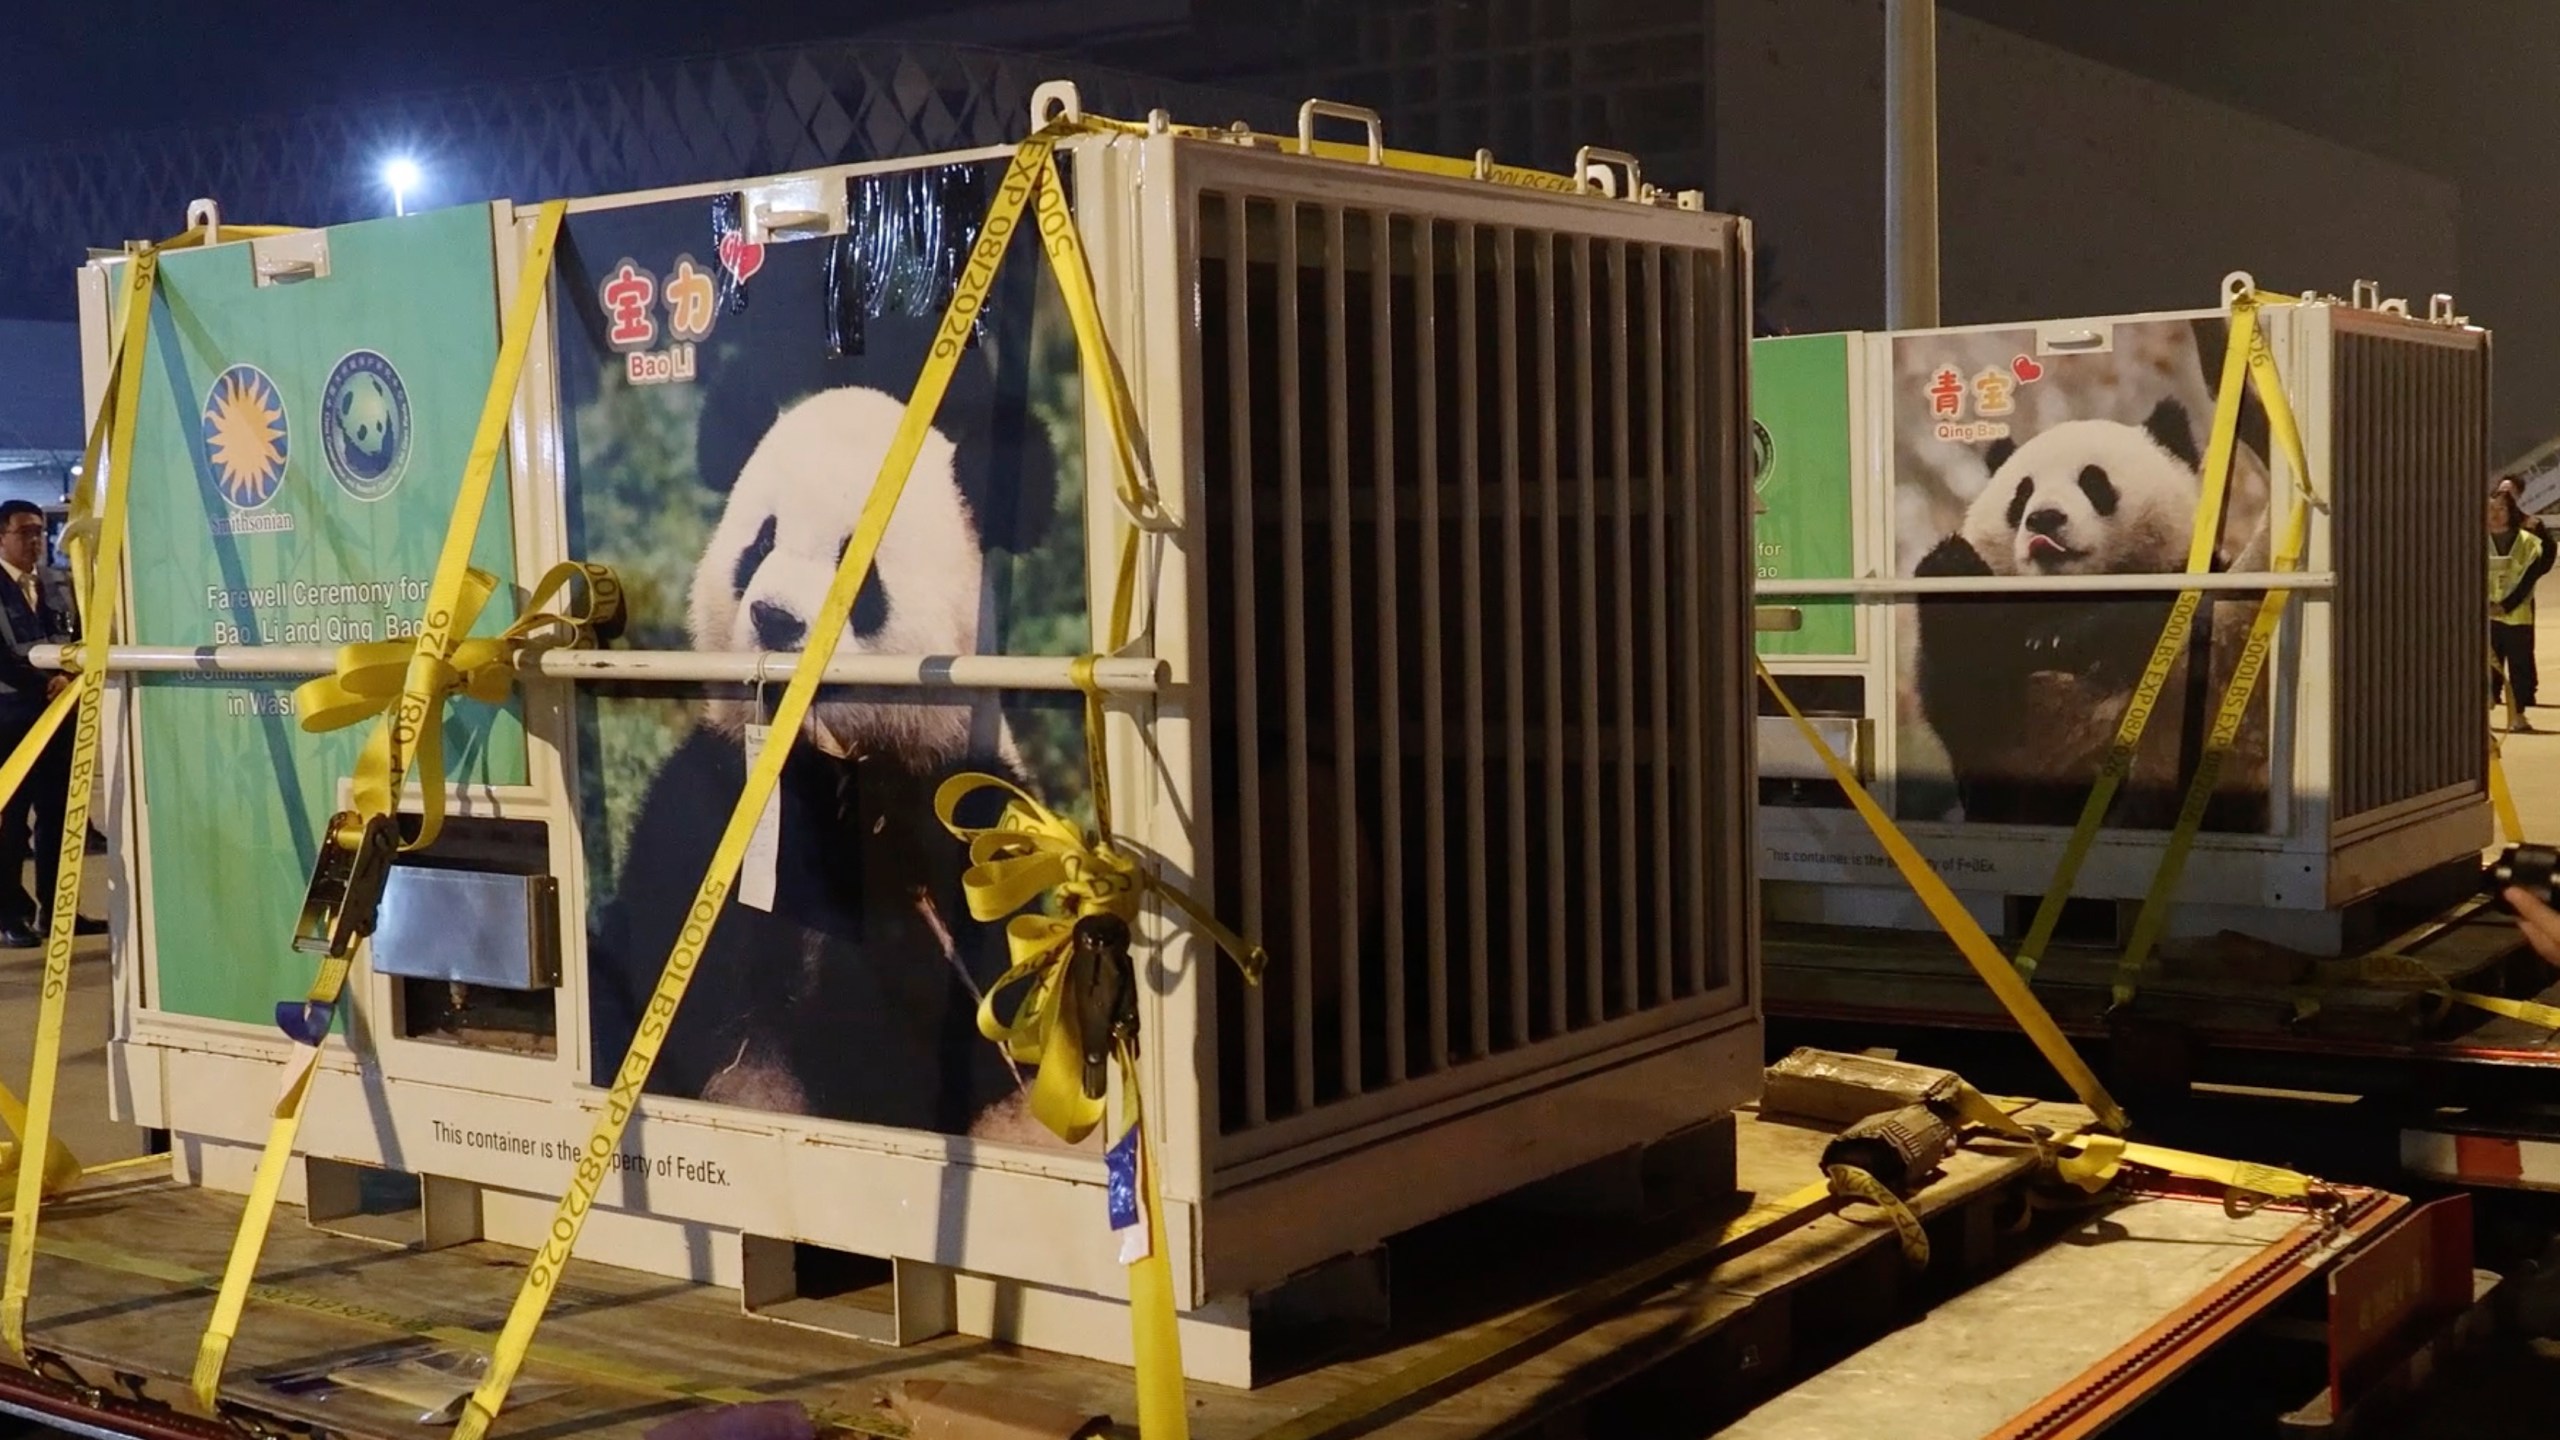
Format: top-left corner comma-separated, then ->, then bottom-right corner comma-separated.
2331,326 -> 2490,822
1195,187 -> 1742,1138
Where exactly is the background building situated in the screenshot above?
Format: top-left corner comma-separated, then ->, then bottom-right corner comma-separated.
0,2 -> 2523,462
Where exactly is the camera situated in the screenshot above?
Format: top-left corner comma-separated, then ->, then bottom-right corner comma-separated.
2486,843 -> 2560,910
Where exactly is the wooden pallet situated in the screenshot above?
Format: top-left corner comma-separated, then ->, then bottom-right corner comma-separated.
0,1104 -> 2083,1440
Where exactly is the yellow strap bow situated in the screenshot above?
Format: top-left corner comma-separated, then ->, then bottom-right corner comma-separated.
936,772 -> 1265,1145
292,561 -> 621,851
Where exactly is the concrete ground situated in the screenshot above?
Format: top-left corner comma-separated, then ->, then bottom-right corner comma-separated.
2495,584 -> 2560,836
0,860 -> 142,1169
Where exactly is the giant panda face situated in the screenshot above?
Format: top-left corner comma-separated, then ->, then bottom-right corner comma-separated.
1960,399 -> 2203,577
690,383 -> 989,767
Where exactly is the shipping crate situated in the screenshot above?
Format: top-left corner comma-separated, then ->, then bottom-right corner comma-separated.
85,90 -> 1763,1383
1752,293 -> 2492,956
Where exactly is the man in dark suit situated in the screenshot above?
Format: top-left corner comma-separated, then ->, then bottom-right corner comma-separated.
0,499 -> 105,948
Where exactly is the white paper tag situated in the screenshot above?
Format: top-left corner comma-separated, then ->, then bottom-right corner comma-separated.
739,723 -> 782,913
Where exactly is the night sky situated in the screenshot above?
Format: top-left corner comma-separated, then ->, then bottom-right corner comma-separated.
4,0 -> 2551,453
0,1 -> 898,145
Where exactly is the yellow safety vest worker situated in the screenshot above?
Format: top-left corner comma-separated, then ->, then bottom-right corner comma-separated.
2493,526 -> 2543,627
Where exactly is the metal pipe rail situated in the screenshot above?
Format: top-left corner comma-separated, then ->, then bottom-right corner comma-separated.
1756,572 -> 2335,597
27,645 -> 1168,693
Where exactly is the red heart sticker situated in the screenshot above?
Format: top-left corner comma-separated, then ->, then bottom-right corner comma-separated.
717,231 -> 766,285
2011,354 -> 2045,383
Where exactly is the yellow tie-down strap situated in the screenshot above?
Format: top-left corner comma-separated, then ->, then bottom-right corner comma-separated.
2110,288 -> 2325,1009
0,221 -> 313,1361
2054,1133 -> 2328,1207
2300,950 -> 2560,1035
186,202 -> 629,1408
452,123 -> 1262,1440
2008,293 -> 2262,981
1757,659 -> 2129,1134
1757,662 -> 2335,1207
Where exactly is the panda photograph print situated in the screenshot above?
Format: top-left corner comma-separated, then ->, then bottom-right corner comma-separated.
1889,316 -> 2279,835
552,159 -> 1097,1148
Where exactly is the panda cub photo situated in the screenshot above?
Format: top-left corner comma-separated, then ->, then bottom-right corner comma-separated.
560,177 -> 1094,1150
1898,319 -> 2274,832
595,352 -> 1047,1138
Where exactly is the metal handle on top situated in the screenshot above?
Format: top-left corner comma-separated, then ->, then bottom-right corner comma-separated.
1574,146 -> 1643,200
1298,99 -> 1385,164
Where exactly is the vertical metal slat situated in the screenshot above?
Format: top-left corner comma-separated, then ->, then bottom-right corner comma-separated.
1643,243 -> 1675,1004
2366,334 -> 2380,812
2339,334 -> 2356,817
1222,193 -> 1268,1128
1715,248 -> 1749,995
1459,223 -> 1494,1061
2370,335 -> 2387,812
1676,248 -> 1710,995
1608,239 -> 1640,1016
1325,206 -> 1364,1099
2451,348 -> 2469,788
1278,199 -> 1317,1115
1572,235 -> 1604,1028
1414,217 -> 1452,1074
2379,335 -> 2395,809
1499,226 -> 1533,1050
2419,343 -> 2433,798
1538,232 -> 1570,1036
1370,209 -> 1408,1086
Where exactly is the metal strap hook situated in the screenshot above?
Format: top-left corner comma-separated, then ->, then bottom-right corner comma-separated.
1030,80 -> 1085,131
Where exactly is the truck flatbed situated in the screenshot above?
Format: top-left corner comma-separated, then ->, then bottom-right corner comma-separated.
1764,903 -> 2560,1107
0,1098 -> 2469,1440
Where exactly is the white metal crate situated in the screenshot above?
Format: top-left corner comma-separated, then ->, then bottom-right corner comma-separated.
1753,294 -> 2492,956
88,103 -> 1761,1382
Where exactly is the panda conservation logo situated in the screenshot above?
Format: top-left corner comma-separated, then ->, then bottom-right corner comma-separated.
202,363 -> 290,514
1750,419 -> 1775,490
320,349 -> 413,501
